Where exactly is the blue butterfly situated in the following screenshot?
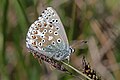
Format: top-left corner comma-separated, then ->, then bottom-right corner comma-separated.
26,7 -> 74,61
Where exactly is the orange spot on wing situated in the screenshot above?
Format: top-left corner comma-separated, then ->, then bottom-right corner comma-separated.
32,35 -> 36,39
44,22 -> 47,26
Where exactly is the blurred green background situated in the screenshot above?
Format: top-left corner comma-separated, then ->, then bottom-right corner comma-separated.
0,0 -> 120,80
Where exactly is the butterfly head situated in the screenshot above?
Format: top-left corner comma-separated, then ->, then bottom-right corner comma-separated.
69,46 -> 75,54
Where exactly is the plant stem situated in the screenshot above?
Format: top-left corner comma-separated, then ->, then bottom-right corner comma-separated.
61,61 -> 92,80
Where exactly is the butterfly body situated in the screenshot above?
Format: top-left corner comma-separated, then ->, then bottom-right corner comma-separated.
26,7 -> 74,61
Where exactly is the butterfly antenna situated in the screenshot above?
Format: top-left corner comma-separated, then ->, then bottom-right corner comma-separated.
71,40 -> 88,49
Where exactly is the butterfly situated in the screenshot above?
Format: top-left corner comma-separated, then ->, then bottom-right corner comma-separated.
26,7 -> 74,61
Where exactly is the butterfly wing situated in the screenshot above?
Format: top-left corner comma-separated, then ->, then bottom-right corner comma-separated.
26,7 -> 70,61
